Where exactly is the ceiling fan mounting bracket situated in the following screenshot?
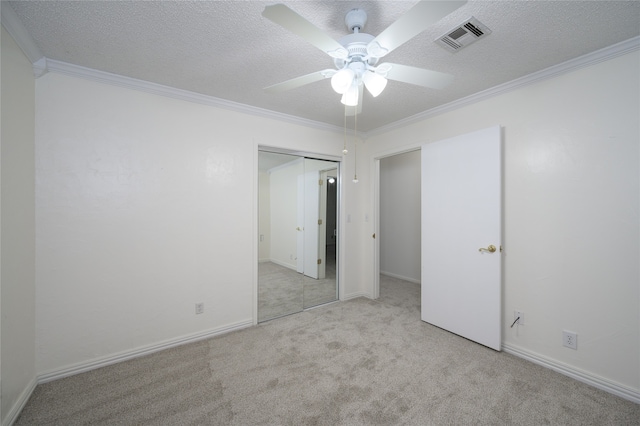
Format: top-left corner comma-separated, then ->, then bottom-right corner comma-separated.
345,9 -> 367,32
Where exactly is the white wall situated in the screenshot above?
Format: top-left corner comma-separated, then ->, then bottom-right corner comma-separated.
362,50 -> 640,395
34,72 -> 348,375
1,25 -> 36,423
379,151 -> 421,283
268,159 -> 303,269
267,158 -> 338,271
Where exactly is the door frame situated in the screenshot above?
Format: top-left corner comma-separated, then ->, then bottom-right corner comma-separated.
371,130 -> 504,346
372,146 -> 422,300
255,145 -> 343,326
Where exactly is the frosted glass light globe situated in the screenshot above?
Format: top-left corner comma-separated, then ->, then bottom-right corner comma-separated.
331,69 -> 355,94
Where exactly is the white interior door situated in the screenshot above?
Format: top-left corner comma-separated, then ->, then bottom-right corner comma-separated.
318,171 -> 328,279
421,126 -> 502,351
296,175 -> 304,273
303,170 -> 320,279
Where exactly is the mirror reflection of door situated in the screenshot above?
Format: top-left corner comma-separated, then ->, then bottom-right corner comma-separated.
258,150 -> 339,322
302,163 -> 338,309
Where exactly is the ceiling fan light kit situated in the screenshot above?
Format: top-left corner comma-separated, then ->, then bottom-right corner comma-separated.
262,1 -> 468,108
331,68 -> 356,94
332,29 -> 386,104
341,83 -> 360,106
362,71 -> 387,97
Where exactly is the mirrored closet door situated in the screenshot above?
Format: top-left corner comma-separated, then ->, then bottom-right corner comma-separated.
258,150 -> 339,322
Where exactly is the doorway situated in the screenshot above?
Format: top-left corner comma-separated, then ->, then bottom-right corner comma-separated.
374,127 -> 502,350
258,149 -> 340,322
378,151 -> 421,306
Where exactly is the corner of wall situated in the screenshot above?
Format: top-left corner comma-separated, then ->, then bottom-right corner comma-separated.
1,23 -> 37,426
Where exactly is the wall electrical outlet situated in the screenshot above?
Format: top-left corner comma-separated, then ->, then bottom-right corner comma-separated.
514,310 -> 524,326
563,330 -> 577,349
195,303 -> 204,315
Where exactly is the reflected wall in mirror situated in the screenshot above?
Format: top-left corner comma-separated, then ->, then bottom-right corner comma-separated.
258,150 -> 339,322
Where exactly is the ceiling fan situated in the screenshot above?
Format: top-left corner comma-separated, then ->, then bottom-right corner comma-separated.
262,1 -> 467,112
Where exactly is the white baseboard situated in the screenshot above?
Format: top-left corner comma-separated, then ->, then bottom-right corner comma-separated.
268,258 -> 297,271
37,319 -> 253,384
502,343 -> 640,404
3,377 -> 37,426
380,271 -> 421,284
13,319 -> 637,425
342,291 -> 370,301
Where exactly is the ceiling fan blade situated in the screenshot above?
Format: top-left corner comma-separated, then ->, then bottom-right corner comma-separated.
382,63 -> 454,90
368,1 -> 466,58
263,4 -> 348,59
264,69 -> 335,93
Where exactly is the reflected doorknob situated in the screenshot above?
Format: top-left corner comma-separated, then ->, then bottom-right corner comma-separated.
479,244 -> 497,253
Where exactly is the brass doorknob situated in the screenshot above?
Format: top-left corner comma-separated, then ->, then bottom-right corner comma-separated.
479,245 -> 497,253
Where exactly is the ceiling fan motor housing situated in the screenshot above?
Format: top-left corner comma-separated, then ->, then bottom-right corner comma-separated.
334,33 -> 378,68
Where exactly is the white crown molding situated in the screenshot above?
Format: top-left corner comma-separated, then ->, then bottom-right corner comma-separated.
367,35 -> 640,138
0,2 -> 43,64
33,56 -> 48,78
8,2 -> 637,140
40,59 -> 345,135
503,343 -> 640,404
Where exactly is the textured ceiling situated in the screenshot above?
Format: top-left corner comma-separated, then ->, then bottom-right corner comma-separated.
7,1 -> 640,132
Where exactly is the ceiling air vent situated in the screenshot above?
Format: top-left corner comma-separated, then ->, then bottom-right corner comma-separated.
435,17 -> 491,53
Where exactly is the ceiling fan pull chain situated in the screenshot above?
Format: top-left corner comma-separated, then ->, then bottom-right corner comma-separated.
352,109 -> 359,183
343,106 -> 348,155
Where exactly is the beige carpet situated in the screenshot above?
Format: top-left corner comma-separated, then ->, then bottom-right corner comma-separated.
258,261 -> 338,322
16,276 -> 640,425
258,245 -> 337,322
